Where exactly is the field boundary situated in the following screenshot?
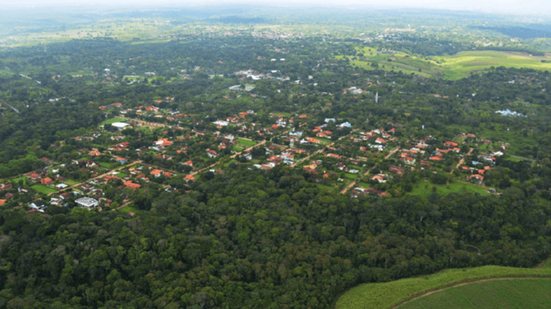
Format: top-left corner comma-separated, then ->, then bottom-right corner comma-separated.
393,275 -> 551,308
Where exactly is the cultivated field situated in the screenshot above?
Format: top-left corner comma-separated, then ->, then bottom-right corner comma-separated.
400,278 -> 551,309
340,47 -> 551,79
336,258 -> 551,309
438,50 -> 551,80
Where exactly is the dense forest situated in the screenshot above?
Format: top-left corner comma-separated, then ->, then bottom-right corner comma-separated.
1,166 -> 550,307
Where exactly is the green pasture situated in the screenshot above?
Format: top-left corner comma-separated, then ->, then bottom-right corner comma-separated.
336,261 -> 551,309
340,47 -> 551,79
409,180 -> 489,198
401,278 -> 551,309
31,184 -> 57,195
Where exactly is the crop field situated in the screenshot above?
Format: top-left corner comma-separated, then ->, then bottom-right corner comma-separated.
340,47 -> 551,79
438,50 -> 551,79
401,278 -> 551,309
336,260 -> 551,309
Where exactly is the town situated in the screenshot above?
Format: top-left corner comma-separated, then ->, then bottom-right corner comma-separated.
0,94 -> 505,213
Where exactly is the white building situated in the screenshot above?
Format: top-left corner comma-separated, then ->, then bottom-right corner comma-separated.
75,197 -> 99,209
111,122 -> 130,130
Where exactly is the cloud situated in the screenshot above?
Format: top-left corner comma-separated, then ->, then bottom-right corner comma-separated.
2,0 -> 551,16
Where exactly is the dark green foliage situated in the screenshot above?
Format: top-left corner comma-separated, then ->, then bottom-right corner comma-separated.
1,167 -> 550,308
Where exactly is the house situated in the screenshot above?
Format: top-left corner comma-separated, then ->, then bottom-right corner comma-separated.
0,199 -> 6,206
151,169 -> 163,178
184,174 -> 196,182
324,118 -> 336,123
303,163 -> 318,173
306,137 -> 322,144
28,172 -> 41,181
155,138 -> 173,147
41,177 -> 53,185
183,160 -> 194,167
124,180 -> 141,189
375,137 -> 386,144
317,130 -> 332,138
0,183 -> 13,191
429,155 -> 444,161
468,174 -> 484,184
403,156 -> 416,165
89,148 -> 101,157
369,144 -> 385,151
56,183 -> 68,190
389,166 -> 404,176
115,156 -> 128,164
326,153 -> 342,159
338,122 -> 352,129
371,174 -> 388,184
207,149 -> 219,158
444,141 -> 459,148
29,201 -> 47,213
75,197 -> 99,209
213,120 -> 229,127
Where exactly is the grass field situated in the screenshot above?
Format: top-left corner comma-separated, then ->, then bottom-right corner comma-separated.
232,137 -> 257,152
31,184 -> 57,195
336,258 -> 551,309
101,117 -> 129,126
340,47 -> 551,80
409,180 -> 489,198
401,278 -> 551,309
64,179 -> 80,186
438,51 -> 551,80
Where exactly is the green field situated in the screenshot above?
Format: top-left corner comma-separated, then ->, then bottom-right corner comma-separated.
409,180 -> 489,198
101,117 -> 129,126
31,184 -> 58,195
340,47 -> 551,80
232,137 -> 257,152
401,278 -> 551,309
336,260 -> 551,309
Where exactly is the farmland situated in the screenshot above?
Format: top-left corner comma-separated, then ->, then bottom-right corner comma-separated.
336,260 -> 551,309
340,47 -> 551,79
401,278 -> 551,309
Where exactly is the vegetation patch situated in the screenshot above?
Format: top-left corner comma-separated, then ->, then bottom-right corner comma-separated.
31,184 -> 57,195
401,278 -> 551,309
409,180 -> 490,198
101,117 -> 129,126
340,47 -> 551,80
336,263 -> 551,309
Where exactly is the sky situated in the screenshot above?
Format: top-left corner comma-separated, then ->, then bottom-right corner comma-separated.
3,0 -> 551,16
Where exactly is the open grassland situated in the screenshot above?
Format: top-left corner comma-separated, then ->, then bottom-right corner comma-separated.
409,180 -> 490,198
336,259 -> 551,309
340,47 -> 551,79
438,50 -> 551,80
400,278 -> 551,309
